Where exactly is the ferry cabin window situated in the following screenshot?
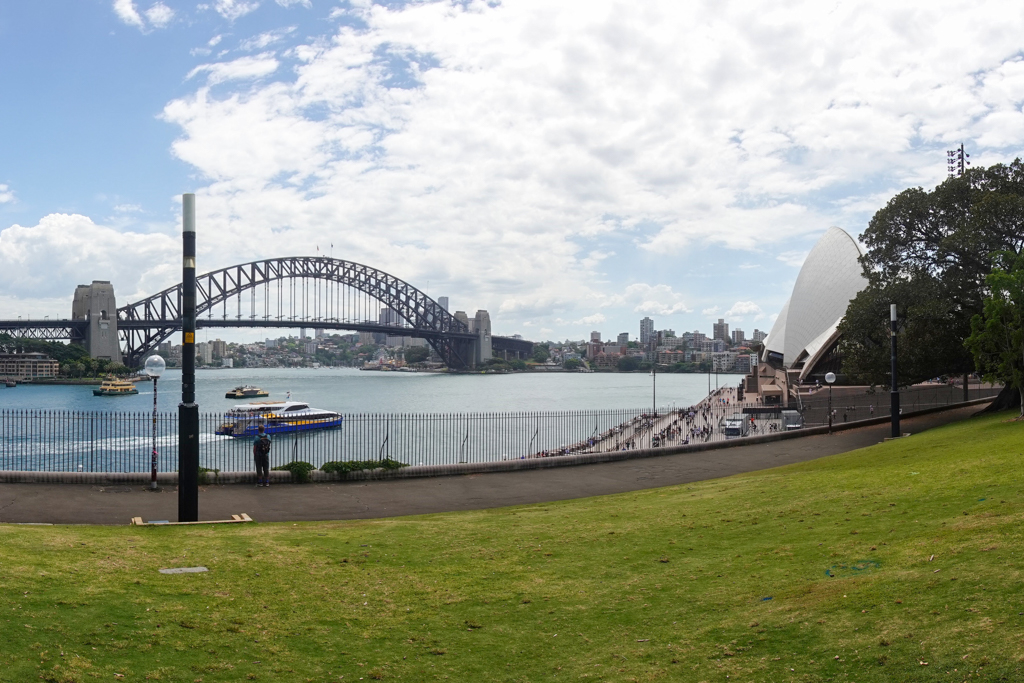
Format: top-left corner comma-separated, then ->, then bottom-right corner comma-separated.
285,404 -> 309,411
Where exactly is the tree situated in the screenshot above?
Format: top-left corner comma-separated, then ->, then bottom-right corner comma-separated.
531,344 -> 550,363
966,251 -> 1024,416
840,160 -> 1024,386
563,358 -> 582,370
617,356 -> 641,372
404,346 -> 430,364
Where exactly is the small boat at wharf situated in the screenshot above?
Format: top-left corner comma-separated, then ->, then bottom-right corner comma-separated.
215,400 -> 342,437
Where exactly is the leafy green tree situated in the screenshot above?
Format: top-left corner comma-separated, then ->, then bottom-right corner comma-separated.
617,356 -> 641,372
966,251 -> 1024,416
563,358 -> 582,370
531,344 -> 550,363
840,161 -> 1024,386
404,346 -> 431,364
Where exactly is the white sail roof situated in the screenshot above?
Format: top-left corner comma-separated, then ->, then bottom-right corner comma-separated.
762,227 -> 867,374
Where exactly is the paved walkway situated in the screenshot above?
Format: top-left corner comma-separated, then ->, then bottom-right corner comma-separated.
0,405 -> 981,525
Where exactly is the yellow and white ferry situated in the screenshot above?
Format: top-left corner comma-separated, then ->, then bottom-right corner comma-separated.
92,378 -> 139,396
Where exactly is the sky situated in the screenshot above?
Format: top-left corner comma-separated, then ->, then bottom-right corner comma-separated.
2,0 -> 1024,345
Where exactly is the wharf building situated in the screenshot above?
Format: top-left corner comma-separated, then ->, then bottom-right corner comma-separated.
0,352 -> 60,380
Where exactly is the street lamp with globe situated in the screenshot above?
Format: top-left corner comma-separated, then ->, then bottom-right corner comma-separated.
144,355 -> 166,490
825,372 -> 836,435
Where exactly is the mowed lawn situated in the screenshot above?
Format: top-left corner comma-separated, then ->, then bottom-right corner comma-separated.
3,413 -> 1024,682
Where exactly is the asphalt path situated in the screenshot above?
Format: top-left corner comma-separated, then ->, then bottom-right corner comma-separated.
0,405 -> 980,526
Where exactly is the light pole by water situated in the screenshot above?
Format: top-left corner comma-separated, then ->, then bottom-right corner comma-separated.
179,194 -> 199,522
651,362 -> 657,418
144,355 -> 166,490
825,371 -> 836,435
890,303 -> 900,438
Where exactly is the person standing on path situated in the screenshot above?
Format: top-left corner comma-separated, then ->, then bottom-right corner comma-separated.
253,425 -> 272,487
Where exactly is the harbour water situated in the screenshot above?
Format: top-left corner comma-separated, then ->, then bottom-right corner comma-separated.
3,368 -> 745,414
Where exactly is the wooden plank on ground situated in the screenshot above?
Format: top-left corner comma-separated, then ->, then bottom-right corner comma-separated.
130,514 -> 254,527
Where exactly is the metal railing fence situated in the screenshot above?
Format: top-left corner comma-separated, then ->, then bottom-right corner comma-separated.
1,408 -> 670,473
0,383 -> 1003,474
797,382 -> 1001,427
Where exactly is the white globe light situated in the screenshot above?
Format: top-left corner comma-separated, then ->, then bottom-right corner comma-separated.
825,372 -> 836,384
144,355 -> 166,378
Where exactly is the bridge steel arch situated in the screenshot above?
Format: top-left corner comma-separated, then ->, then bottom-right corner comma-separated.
117,256 -> 474,369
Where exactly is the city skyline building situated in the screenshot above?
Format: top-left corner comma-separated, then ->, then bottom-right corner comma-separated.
617,332 -> 629,345
713,318 -> 729,342
640,317 -> 654,345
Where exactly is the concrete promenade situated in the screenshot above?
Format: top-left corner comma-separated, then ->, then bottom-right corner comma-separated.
0,403 -> 982,526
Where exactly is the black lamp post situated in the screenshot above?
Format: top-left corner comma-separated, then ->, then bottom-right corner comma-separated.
178,194 -> 199,522
890,303 -> 900,439
144,354 -> 165,490
825,372 -> 835,434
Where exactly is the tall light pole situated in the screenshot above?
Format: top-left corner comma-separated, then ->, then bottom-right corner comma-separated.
947,144 -> 970,178
179,194 -> 199,522
825,372 -> 836,434
890,303 -> 900,439
144,355 -> 166,490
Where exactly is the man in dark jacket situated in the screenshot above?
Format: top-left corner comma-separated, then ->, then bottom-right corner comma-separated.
253,425 -> 271,487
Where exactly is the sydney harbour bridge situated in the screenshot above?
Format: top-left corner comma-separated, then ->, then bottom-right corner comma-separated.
0,256 -> 533,369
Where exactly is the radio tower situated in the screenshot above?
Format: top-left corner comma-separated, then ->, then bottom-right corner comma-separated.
947,143 -> 970,178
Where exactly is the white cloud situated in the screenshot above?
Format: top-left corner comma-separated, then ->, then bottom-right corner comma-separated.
186,54 -> 279,85
149,0 -> 1024,340
239,26 -> 296,52
777,250 -> 809,268
724,301 -> 764,321
702,307 -> 720,317
144,2 -> 174,28
604,284 -> 691,316
573,313 -> 606,326
0,214 -> 177,303
0,184 -> 14,204
112,0 -> 144,29
113,0 -> 173,31
214,0 -> 260,22
275,0 -> 310,7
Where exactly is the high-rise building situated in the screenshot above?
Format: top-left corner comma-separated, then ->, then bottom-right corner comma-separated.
617,332 -> 629,345
640,317 -> 654,344
211,339 -> 227,358
751,329 -> 767,343
590,331 -> 602,342
731,329 -> 745,346
713,318 -> 729,342
438,296 -> 449,312
300,328 -> 307,340
195,342 -> 213,364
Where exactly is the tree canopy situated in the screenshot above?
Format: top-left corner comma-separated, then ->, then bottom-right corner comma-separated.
839,160 -> 1024,386
966,251 -> 1024,416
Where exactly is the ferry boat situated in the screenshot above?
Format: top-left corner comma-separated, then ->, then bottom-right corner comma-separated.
215,401 -> 343,437
92,378 -> 139,396
225,385 -> 270,399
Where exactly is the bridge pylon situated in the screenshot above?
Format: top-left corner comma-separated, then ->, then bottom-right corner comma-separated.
71,281 -> 122,363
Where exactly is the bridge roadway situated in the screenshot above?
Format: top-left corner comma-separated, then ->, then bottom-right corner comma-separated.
0,404 -> 981,525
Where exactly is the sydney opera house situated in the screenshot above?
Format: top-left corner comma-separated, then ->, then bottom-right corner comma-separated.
751,227 -> 867,401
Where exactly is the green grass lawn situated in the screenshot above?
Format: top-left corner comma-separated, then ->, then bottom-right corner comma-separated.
3,412 -> 1024,682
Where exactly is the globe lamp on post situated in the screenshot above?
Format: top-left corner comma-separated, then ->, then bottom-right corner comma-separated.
825,372 -> 836,435
144,355 -> 166,490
